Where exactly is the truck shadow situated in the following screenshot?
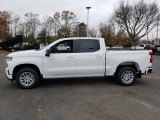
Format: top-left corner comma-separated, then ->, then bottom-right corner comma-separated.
38,77 -> 146,88
39,77 -> 117,88
5,77 -> 147,89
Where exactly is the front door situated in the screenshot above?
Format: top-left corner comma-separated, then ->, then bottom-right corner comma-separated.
42,40 -> 76,78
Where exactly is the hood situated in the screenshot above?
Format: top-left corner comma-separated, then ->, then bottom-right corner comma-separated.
7,50 -> 42,57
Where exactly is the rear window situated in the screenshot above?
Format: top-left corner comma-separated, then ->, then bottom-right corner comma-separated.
76,39 -> 100,53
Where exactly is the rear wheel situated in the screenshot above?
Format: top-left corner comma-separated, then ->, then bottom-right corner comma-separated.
16,68 -> 39,89
116,67 -> 136,86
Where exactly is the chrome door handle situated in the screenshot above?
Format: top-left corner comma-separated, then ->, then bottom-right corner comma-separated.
96,55 -> 103,58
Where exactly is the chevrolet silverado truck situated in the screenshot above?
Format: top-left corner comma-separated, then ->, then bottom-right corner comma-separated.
5,38 -> 153,89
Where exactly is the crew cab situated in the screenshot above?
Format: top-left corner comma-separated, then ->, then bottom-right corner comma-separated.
5,38 -> 153,89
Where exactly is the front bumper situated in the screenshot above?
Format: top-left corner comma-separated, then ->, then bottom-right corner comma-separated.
145,67 -> 152,74
5,67 -> 13,80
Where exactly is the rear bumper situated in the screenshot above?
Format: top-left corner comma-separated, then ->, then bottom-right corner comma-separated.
5,67 -> 13,80
145,67 -> 152,74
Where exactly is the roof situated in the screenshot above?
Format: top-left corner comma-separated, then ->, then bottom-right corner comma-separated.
59,37 -> 103,40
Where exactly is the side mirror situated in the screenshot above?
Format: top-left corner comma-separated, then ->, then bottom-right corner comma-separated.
45,49 -> 51,57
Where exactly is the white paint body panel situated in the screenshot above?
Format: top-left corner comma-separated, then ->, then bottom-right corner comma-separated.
42,53 -> 76,78
5,37 -> 152,80
105,50 -> 152,75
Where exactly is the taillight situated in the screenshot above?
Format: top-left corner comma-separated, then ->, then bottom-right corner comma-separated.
149,51 -> 153,63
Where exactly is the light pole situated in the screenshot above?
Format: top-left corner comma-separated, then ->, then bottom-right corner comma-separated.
86,6 -> 91,37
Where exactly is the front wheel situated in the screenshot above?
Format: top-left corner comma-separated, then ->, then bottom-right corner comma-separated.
16,68 -> 39,89
116,67 -> 136,86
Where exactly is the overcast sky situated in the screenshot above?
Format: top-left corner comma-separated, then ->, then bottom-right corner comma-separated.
0,0 -> 159,39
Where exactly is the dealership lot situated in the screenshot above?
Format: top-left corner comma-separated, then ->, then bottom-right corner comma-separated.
0,55 -> 160,120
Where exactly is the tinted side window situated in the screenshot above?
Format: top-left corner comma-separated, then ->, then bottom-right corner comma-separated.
77,39 -> 100,53
51,40 -> 73,53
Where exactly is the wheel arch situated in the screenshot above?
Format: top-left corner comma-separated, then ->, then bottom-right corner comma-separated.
115,62 -> 140,75
13,64 -> 42,80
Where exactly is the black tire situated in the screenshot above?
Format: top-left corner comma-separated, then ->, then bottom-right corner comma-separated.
16,68 -> 39,89
116,67 -> 136,86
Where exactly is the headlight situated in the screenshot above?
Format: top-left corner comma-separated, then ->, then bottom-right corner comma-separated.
6,57 -> 12,61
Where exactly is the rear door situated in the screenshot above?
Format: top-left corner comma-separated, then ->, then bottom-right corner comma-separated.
75,39 -> 105,77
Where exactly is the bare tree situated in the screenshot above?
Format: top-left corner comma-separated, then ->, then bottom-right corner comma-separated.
113,0 -> 160,45
99,23 -> 115,46
53,11 -> 76,38
42,16 -> 55,37
78,22 -> 87,37
73,22 -> 87,37
24,12 -> 40,38
88,28 -> 97,37
40,16 -> 56,44
23,21 -> 31,38
12,15 -> 20,36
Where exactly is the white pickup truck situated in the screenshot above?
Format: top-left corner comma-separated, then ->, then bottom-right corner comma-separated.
5,38 -> 153,88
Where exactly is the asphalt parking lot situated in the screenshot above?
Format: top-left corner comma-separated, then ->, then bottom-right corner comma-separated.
0,55 -> 160,120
